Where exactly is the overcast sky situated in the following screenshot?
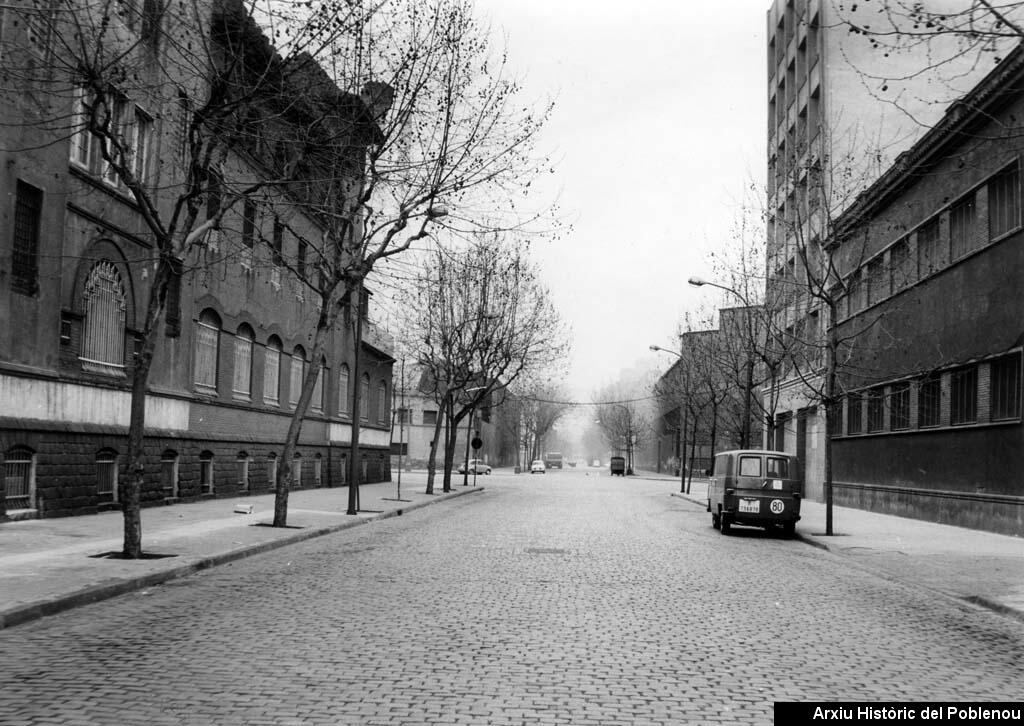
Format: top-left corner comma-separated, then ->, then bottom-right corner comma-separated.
473,0 -> 768,399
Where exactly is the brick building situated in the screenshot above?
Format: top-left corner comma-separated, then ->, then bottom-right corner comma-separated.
0,0 -> 393,518
827,46 -> 1024,534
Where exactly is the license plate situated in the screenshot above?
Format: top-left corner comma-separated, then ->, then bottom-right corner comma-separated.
739,498 -> 759,514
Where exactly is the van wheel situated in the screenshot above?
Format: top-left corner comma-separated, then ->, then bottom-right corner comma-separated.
720,515 -> 731,535
711,513 -> 720,530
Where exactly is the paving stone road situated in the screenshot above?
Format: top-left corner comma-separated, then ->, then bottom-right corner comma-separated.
2,472 -> 1023,725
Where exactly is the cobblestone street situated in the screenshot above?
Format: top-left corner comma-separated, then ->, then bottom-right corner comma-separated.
2,472 -> 1023,725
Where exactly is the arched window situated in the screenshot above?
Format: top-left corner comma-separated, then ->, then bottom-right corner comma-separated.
160,449 -> 179,498
96,449 -> 118,502
289,346 -> 306,408
338,363 -> 350,417
232,324 -> 254,399
200,451 -> 214,494
81,260 -> 127,375
311,357 -> 326,413
193,309 -> 220,391
377,381 -> 388,425
360,373 -> 370,422
4,446 -> 36,511
237,451 -> 250,491
264,336 -> 282,405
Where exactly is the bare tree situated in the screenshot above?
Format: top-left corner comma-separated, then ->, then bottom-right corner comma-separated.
400,237 -> 568,492
592,385 -> 652,476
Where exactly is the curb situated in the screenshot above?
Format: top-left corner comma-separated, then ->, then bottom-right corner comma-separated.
0,486 -> 483,630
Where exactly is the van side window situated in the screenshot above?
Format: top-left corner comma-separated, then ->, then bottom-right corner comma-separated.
766,457 -> 789,478
712,454 -> 729,476
738,456 -> 762,477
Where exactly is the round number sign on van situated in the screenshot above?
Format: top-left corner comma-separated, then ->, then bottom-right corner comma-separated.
770,499 -> 785,514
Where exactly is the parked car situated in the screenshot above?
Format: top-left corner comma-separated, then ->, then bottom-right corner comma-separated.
457,459 -> 492,475
707,449 -> 802,537
530,460 -> 546,474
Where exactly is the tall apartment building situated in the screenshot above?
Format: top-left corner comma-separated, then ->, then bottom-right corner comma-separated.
763,0 -> 994,500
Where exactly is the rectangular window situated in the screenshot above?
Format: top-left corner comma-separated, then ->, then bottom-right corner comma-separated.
378,383 -> 388,425
297,238 -> 307,279
890,382 -> 910,430
738,456 -> 762,477
70,87 -> 94,169
242,201 -> 257,249
950,366 -> 978,425
917,219 -> 942,277
890,238 -> 913,291
918,375 -> 941,428
96,454 -> 117,501
423,410 -> 437,426
846,393 -> 863,434
866,258 -> 886,306
866,387 -> 884,432
950,193 -> 977,260
237,454 -> 249,491
311,366 -> 323,412
272,220 -> 284,266
4,450 -> 35,510
846,272 -> 863,314
12,180 -> 43,296
101,95 -> 129,186
160,454 -> 178,497
991,353 -> 1022,420
200,456 -> 213,494
289,355 -> 304,407
989,163 -> 1020,240
766,456 -> 789,478
193,320 -> 219,390
291,457 -> 302,488
132,108 -> 153,184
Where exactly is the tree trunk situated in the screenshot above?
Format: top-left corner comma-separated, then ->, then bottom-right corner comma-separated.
347,281 -> 366,516
424,392 -> 447,495
122,256 -> 174,559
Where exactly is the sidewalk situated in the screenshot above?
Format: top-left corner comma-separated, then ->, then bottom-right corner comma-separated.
647,471 -> 1024,623
0,473 -> 481,629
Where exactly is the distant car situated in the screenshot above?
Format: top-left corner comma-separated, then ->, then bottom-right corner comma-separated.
530,460 -> 546,474
458,459 -> 492,475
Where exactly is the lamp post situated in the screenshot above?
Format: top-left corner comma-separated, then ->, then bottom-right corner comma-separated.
687,277 -> 756,450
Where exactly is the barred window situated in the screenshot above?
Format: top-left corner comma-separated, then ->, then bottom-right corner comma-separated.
12,180 -> 42,296
991,353 -> 1022,420
81,260 -> 127,375
199,451 -> 214,494
193,309 -> 220,391
950,366 -> 978,425
950,193 -> 977,260
917,219 -> 943,277
237,451 -> 250,491
96,450 -> 118,501
918,375 -> 941,428
264,337 -> 281,405
4,447 -> 36,511
267,453 -> 277,489
160,450 -> 179,497
291,454 -> 302,488
424,410 -> 437,426
866,387 -> 884,432
314,454 -> 322,487
232,325 -> 254,399
846,393 -> 863,435
891,382 -> 911,430
338,364 -> 350,416
989,163 -> 1020,240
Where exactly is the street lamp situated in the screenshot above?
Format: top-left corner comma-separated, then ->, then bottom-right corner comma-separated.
687,276 -> 756,450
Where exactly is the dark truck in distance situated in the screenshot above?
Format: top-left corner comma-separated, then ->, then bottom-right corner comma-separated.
543,452 -> 564,469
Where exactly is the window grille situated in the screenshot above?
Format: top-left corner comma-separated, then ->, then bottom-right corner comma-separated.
193,311 -> 220,390
81,261 -> 127,375
232,328 -> 253,398
991,353 -> 1022,420
237,452 -> 250,490
890,382 -> 910,430
950,366 -> 978,425
950,193 -> 977,260
200,452 -> 214,494
160,450 -> 178,497
4,448 -> 35,510
267,454 -> 277,489
291,455 -> 302,488
846,393 -> 863,434
918,376 -> 941,428
12,180 -> 42,296
338,364 -> 350,416
866,388 -> 884,432
989,163 -> 1020,240
264,339 -> 281,404
96,451 -> 118,501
